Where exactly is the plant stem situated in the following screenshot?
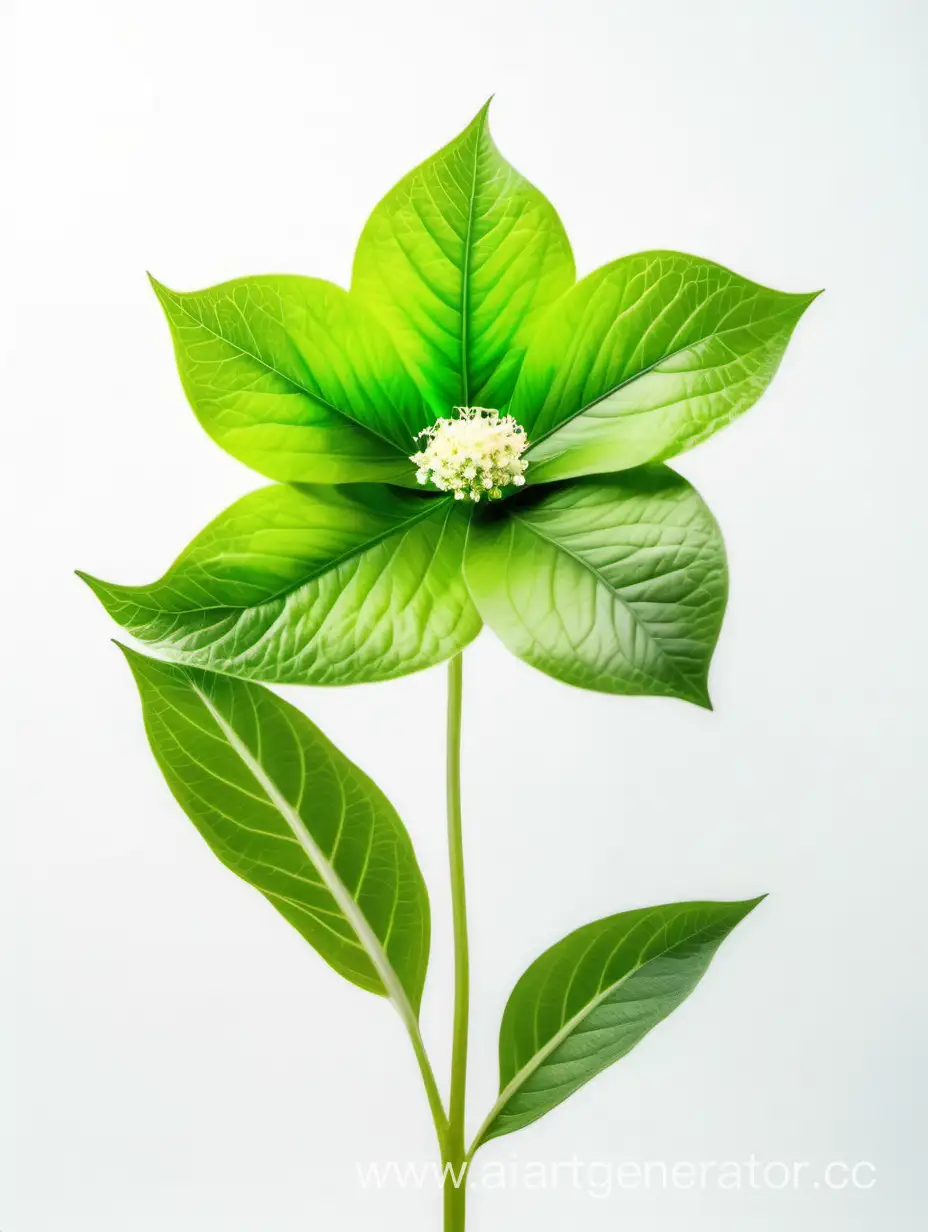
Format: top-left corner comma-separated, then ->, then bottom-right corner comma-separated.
404,1014 -> 449,1154
444,653 -> 469,1231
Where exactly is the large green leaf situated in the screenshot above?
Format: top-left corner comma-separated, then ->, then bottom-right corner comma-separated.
150,274 -> 432,482
120,646 -> 430,1009
472,898 -> 762,1148
512,252 -> 818,483
79,483 -> 480,685
352,101 -> 575,411
464,468 -> 727,707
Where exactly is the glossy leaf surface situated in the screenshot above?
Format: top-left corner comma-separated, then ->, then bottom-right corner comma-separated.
81,484 -> 480,684
121,646 -> 430,1007
474,898 -> 762,1146
352,102 -> 575,410
512,252 -> 818,483
151,274 -> 430,482
464,468 -> 727,706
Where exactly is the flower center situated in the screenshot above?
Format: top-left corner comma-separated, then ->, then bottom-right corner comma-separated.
410,407 -> 529,502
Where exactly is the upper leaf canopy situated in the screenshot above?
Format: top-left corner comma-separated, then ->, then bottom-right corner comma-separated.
147,107 -> 814,493
83,103 -> 816,700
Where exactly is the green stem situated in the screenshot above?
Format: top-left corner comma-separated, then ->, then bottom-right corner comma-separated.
404,1014 -> 448,1154
444,653 -> 469,1231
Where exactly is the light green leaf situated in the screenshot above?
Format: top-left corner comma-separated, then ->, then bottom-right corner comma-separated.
464,468 -> 727,707
119,646 -> 430,1008
472,897 -> 762,1147
150,273 -> 432,482
512,252 -> 818,483
352,101 -> 575,411
79,483 -> 480,685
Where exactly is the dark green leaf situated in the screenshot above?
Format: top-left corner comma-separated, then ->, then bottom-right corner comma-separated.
511,252 -> 818,483
120,646 -> 430,1009
473,897 -> 762,1147
352,101 -> 575,410
464,468 -> 727,707
80,483 -> 480,685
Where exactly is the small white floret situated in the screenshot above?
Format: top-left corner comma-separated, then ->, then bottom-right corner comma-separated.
409,407 -> 530,503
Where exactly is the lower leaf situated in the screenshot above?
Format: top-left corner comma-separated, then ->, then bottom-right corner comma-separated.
119,645 -> 431,1010
473,897 -> 763,1148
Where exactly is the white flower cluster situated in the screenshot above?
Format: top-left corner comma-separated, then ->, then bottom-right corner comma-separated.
411,407 -> 529,502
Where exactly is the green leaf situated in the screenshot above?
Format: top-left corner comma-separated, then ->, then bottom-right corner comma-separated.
512,252 -> 819,483
150,273 -> 433,482
464,468 -> 727,707
119,645 -> 431,1009
352,101 -> 575,411
472,897 -> 762,1148
79,483 -> 480,685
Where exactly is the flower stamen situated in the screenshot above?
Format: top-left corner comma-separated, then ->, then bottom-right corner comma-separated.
410,407 -> 529,502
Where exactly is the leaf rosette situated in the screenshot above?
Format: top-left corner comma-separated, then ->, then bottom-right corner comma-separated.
80,101 -> 816,706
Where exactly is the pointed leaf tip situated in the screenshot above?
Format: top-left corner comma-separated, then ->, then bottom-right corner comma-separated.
75,568 -> 101,593
463,96 -> 495,137
76,567 -> 113,608
111,639 -> 153,673
147,272 -> 173,301
75,568 -> 109,600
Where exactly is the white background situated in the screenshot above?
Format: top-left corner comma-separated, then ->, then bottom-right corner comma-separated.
3,0 -> 925,1228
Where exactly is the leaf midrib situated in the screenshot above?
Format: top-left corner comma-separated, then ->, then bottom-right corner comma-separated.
458,114 -> 484,405
192,681 -> 421,1024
